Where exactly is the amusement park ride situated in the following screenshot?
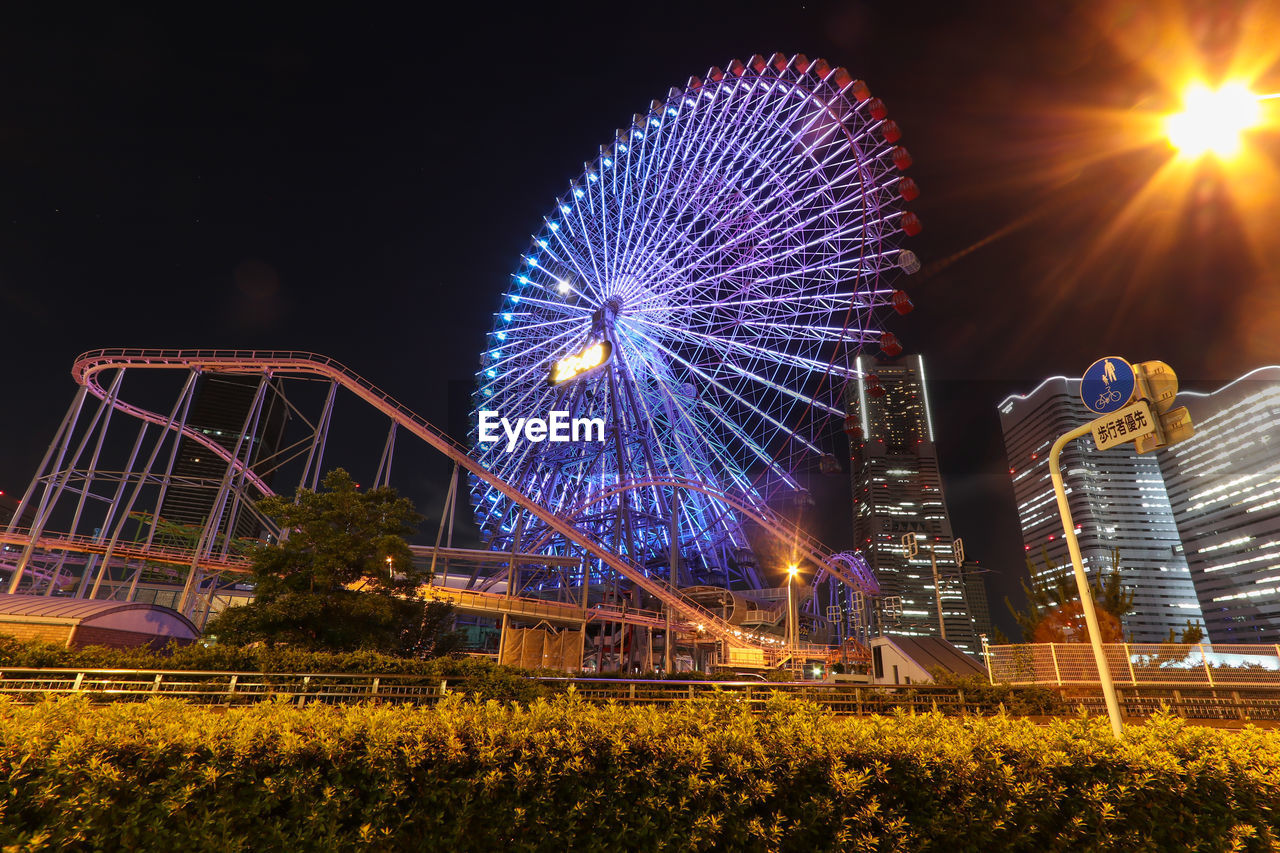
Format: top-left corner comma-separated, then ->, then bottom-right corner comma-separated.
0,54 -> 920,672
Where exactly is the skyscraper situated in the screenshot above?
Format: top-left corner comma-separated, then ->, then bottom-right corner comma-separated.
998,377 -> 1205,643
1158,367 -> 1280,642
848,355 -> 980,653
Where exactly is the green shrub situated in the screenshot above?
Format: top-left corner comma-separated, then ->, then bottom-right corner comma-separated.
0,693 -> 1277,851
929,670 -> 1066,715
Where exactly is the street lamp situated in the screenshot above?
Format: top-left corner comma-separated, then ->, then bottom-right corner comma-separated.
1164,81 -> 1276,159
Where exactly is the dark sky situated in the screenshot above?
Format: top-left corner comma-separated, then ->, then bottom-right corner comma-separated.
3,2 -> 1278,637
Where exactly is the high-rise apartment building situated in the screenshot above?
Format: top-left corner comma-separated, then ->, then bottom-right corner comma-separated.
1157,367 -> 1280,642
998,377 -> 1205,643
848,355 -> 981,653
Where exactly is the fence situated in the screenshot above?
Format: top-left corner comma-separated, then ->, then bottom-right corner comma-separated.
4,667 -> 1280,723
0,668 -> 448,706
985,643 -> 1280,688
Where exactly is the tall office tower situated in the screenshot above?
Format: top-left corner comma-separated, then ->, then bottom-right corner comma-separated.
998,378 -> 1204,643
1158,367 -> 1280,642
848,355 -> 980,653
962,564 -> 994,641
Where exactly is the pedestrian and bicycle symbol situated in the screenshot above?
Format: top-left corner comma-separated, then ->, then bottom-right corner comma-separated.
1081,356 -> 1136,414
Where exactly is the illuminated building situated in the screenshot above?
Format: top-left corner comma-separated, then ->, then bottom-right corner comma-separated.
848,355 -> 981,653
998,378 -> 1204,643
1158,367 -> 1280,642
961,563 -> 994,641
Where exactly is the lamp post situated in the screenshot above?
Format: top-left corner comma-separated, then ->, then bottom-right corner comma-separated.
1164,83 -> 1278,159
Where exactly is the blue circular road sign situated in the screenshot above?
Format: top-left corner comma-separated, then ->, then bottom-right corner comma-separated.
1081,357 -> 1136,414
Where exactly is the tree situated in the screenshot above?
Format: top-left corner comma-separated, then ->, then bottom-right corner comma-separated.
1004,546 -> 1134,643
1167,620 -> 1205,645
204,469 -> 463,656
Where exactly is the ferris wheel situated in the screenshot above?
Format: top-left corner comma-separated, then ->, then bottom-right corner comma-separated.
470,53 -> 919,591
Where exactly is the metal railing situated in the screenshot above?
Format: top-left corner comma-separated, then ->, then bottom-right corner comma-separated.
4,668 -> 1280,723
985,642 -> 1280,688
0,668 -> 448,706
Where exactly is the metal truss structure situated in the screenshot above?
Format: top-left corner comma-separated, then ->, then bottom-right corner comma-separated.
1,348 -> 871,667
470,54 -> 918,651
1,56 -> 919,669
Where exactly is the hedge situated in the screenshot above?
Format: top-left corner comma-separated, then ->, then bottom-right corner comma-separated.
1,693 -> 1277,851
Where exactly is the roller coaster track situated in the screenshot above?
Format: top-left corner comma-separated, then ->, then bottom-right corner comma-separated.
67,348 -> 810,658
534,477 -> 879,596
0,526 -> 250,576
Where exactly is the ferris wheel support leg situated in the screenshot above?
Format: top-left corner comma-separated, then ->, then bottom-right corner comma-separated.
7,385 -> 90,594
178,374 -> 269,615
48,371 -> 126,595
84,422 -> 152,600
4,389 -> 83,542
87,370 -> 197,600
373,422 -> 397,490
137,371 -> 201,560
297,380 -> 338,498
429,464 -> 459,584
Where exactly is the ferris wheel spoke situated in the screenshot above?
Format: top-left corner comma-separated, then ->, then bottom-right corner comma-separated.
620,99 -> 822,293
623,323 -> 825,455
638,132 -> 899,299
630,289 -> 873,318
543,219 -> 609,305
623,314 -> 858,382
644,218 -> 896,309
481,323 -> 585,388
642,178 -> 888,304
621,325 -> 847,421
563,184 -> 609,298
624,351 -> 761,504
630,103 -> 864,291
645,86 -> 848,263
694,391 -> 804,493
613,92 -> 729,283
618,79 -> 790,284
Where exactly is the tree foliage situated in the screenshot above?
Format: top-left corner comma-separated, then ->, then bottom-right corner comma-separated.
1005,546 -> 1134,643
1168,619 -> 1206,645
204,469 -> 462,656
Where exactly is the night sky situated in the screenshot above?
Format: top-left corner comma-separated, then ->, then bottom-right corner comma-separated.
3,2 -> 1278,637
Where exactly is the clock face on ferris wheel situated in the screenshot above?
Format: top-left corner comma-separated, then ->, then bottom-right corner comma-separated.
470,54 -> 919,587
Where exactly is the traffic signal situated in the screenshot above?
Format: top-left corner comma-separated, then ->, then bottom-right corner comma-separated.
1135,405 -> 1195,454
1132,361 -> 1195,453
1134,360 -> 1178,414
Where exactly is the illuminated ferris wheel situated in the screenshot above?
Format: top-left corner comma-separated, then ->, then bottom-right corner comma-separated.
470,53 -> 920,591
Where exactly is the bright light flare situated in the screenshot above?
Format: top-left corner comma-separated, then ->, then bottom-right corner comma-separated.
1164,82 -> 1262,158
548,340 -> 612,385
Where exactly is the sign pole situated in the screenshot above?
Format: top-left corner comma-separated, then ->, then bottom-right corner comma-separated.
1049,423 -> 1124,738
